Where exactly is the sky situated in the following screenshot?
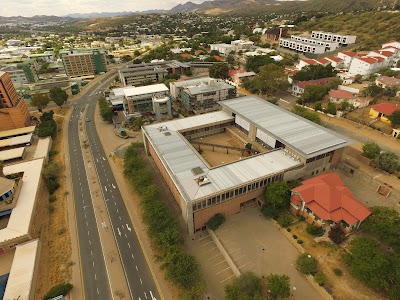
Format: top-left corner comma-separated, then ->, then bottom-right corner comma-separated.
0,0 -> 207,17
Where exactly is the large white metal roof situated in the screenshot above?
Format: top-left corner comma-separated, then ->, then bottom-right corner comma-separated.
121,84 -> 168,97
2,239 -> 40,300
0,147 -> 25,161
219,97 -> 351,158
143,111 -> 302,203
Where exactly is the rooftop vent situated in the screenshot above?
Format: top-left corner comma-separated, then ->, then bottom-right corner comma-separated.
195,175 -> 211,186
191,167 -> 204,176
157,126 -> 168,132
164,132 -> 171,136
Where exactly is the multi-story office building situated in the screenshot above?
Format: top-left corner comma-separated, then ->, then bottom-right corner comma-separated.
60,49 -> 107,78
110,84 -> 172,121
0,66 -> 28,88
142,96 -> 351,234
0,71 -> 31,131
119,60 -> 190,87
170,78 -> 237,114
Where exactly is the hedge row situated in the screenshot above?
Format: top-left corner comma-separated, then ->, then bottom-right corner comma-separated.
123,143 -> 205,299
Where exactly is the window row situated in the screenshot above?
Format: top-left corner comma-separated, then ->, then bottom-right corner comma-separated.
192,173 -> 284,212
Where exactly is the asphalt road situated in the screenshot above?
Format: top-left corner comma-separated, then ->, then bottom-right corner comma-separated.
85,88 -> 160,300
68,69 -> 160,300
68,76 -> 115,299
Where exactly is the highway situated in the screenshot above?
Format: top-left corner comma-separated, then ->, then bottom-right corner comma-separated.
68,70 -> 160,300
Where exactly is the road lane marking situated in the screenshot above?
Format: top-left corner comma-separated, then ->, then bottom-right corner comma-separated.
97,287 -> 99,294
112,184 -> 116,189
104,186 -> 107,192
128,243 -> 131,248
87,230 -> 90,235
126,224 -> 131,232
135,265 -> 138,271
132,254 -> 134,259
117,228 -> 121,236
143,290 -> 146,297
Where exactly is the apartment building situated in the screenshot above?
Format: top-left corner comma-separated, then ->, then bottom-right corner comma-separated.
142,96 -> 351,234
311,31 -> 357,46
60,49 -> 107,78
0,66 -> 28,88
119,60 -> 190,86
279,38 -> 327,54
0,71 -> 31,131
210,40 -> 254,55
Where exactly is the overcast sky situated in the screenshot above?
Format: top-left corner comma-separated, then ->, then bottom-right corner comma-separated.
0,0 -> 207,17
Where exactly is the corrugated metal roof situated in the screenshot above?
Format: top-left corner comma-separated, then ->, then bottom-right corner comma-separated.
219,97 -> 351,158
0,126 -> 35,140
0,133 -> 32,149
123,84 -> 168,97
144,111 -> 302,202
0,147 -> 25,161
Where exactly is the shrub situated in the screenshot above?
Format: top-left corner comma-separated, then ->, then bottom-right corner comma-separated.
314,272 -> 326,286
329,227 -> 346,244
206,213 -> 226,230
287,228 -> 292,232
48,204 -> 55,213
261,205 -> 280,219
333,268 -> 343,276
298,215 -> 306,221
44,283 -> 73,299
49,195 -> 57,203
47,179 -> 60,195
297,239 -> 304,244
292,234 -> 298,239
297,253 -> 318,274
277,212 -> 293,228
306,224 -> 324,237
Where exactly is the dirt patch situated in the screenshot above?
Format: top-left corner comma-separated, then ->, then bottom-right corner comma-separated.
288,222 -> 386,300
33,107 -> 72,299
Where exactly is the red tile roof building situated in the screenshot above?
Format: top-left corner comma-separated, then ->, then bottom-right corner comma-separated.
290,172 -> 371,231
370,103 -> 400,115
329,89 -> 356,100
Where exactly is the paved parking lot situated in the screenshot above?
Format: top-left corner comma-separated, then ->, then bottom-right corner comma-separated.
215,208 -> 323,300
187,232 -> 235,300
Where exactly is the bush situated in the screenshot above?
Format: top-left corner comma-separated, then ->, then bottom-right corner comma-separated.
44,283 -> 73,299
329,227 -> 346,244
206,213 -> 226,230
48,204 -> 55,213
314,272 -> 326,286
47,179 -> 60,195
306,224 -> 324,237
333,268 -> 343,276
49,195 -> 57,203
298,215 -> 306,222
261,205 -> 280,219
277,212 -> 293,228
297,239 -> 304,244
297,253 -> 318,274
292,234 -> 298,239
287,228 -> 291,232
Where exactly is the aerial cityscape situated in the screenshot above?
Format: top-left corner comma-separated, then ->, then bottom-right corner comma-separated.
0,1 -> 399,300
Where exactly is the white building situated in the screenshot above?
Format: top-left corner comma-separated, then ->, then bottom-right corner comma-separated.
210,40 -> 254,55
279,38 -> 327,54
348,56 -> 384,76
311,31 -> 357,45
337,51 -> 358,68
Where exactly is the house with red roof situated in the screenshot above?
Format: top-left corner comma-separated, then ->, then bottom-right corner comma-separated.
348,56 -> 384,77
290,172 -> 371,232
375,76 -> 400,89
292,77 -> 335,97
329,89 -> 357,105
369,103 -> 400,124
338,51 -> 357,68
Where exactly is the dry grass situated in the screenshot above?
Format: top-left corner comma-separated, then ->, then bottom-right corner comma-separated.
34,107 -> 72,299
289,222 -> 386,300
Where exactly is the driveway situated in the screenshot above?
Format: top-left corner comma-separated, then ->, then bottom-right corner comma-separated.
215,207 -> 323,300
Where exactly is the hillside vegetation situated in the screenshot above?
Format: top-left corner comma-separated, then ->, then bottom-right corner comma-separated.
298,12 -> 400,50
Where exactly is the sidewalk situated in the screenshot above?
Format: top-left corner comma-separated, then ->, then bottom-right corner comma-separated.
93,104 -> 175,300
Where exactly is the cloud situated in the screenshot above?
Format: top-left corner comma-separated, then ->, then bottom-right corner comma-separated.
0,0 -> 207,17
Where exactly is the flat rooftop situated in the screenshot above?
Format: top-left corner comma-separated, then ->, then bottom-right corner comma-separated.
219,97 -> 352,158
3,239 -> 40,300
123,84 -> 169,97
185,81 -> 235,95
0,147 -> 25,162
143,111 -> 302,202
0,126 -> 35,140
0,158 -> 44,244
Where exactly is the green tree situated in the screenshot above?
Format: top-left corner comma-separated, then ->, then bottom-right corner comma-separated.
328,77 -> 342,89
383,87 -> 398,99
267,274 -> 291,299
362,142 -> 381,159
292,106 -> 322,125
206,213 -> 225,230
255,64 -> 289,96
209,49 -> 220,56
375,152 -> 399,173
363,84 -> 383,97
121,55 -> 133,62
225,272 -> 263,300
227,54 -> 235,66
98,96 -> 113,123
245,55 -> 274,73
325,102 -> 337,115
31,93 -> 50,112
265,181 -> 290,210
44,283 -> 73,299
292,64 -> 336,82
49,87 -> 68,107
209,62 -> 229,79
134,50 -> 140,56
362,206 -> 400,251
297,253 -> 318,274
299,84 -> 329,104
388,110 -> 400,127
354,74 -> 363,84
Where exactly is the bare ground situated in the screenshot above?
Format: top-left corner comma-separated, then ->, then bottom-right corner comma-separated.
33,107 -> 72,299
